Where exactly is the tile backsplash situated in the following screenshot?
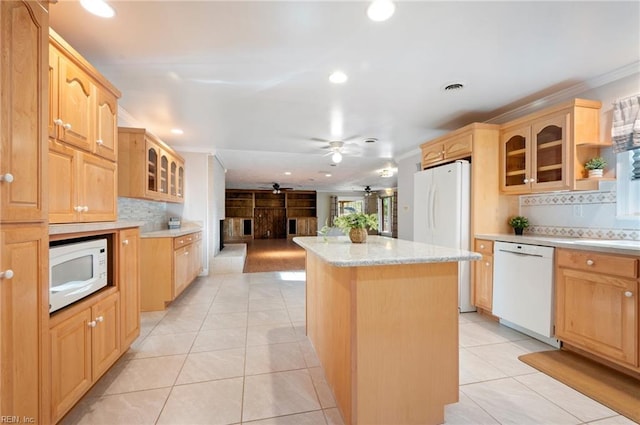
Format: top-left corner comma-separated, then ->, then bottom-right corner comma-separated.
118,197 -> 167,232
519,187 -> 639,240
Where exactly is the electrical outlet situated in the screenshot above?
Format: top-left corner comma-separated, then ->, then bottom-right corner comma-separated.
573,205 -> 583,217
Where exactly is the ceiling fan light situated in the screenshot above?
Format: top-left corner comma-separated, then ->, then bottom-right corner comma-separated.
80,0 -> 115,18
331,151 -> 343,163
329,71 -> 348,84
367,0 -> 395,22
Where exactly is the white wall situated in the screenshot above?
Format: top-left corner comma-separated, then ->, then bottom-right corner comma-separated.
209,155 -> 226,256
396,151 -> 422,241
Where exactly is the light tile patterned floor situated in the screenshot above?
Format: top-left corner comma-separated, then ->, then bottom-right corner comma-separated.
61,271 -> 635,425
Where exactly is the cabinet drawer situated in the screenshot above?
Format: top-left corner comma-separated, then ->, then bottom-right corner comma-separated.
173,232 -> 201,249
557,249 -> 638,278
474,239 -> 493,255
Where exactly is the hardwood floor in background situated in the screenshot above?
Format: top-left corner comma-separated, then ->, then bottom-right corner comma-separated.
243,238 -> 306,273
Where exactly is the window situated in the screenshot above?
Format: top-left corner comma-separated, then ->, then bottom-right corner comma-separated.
380,196 -> 393,235
617,149 -> 640,221
338,200 -> 364,215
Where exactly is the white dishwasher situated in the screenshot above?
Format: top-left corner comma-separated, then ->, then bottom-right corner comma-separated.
492,241 -> 559,347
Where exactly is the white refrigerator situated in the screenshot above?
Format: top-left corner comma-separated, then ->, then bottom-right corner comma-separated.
413,160 -> 474,312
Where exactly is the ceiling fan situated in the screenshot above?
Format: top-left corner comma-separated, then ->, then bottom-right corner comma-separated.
313,136 -> 366,164
258,182 -> 292,194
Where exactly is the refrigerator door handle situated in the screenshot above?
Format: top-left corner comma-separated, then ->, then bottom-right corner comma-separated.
431,187 -> 436,229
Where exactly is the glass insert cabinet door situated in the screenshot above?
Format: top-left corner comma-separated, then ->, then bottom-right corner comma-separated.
532,114 -> 569,190
502,127 -> 531,190
147,145 -> 158,192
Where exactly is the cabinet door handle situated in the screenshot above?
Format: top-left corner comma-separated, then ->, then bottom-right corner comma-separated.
485,262 -> 490,266
87,320 -> 97,328
0,270 -> 14,280
624,291 -> 633,298
83,206 -> 89,212
54,118 -> 64,126
480,244 -> 485,249
122,239 -> 129,245
96,139 -> 104,145
74,205 -> 83,212
185,251 -> 190,256
586,259 -> 594,266
0,173 -> 14,183
63,123 -> 72,130
95,316 -> 104,323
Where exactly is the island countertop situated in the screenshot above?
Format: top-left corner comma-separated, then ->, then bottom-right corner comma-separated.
293,235 -> 481,267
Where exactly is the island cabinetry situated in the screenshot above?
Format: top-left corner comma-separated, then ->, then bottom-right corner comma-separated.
555,248 -> 639,372
472,239 -> 494,312
117,127 -> 185,203
48,29 -> 121,223
140,231 -> 203,311
49,290 -> 120,423
0,2 -> 49,423
500,98 -> 606,194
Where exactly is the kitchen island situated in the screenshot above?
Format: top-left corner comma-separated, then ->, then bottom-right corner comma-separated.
293,236 -> 481,425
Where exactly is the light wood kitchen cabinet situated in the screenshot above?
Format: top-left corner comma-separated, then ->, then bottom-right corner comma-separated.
473,239 -> 494,312
50,291 -> 120,423
48,139 -> 117,223
0,2 -> 49,423
140,231 -> 203,311
119,228 -> 140,348
48,29 -> 121,223
555,249 -> 639,371
500,98 -> 606,194
420,133 -> 472,168
118,127 -> 186,203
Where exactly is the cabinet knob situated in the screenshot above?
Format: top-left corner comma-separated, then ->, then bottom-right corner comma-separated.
624,291 -> 633,298
523,178 -> 529,183
82,206 -> 89,212
0,173 -> 14,183
122,239 -> 129,245
179,240 -> 184,244
586,259 -> 594,266
480,244 -> 485,249
95,316 -> 104,323
485,262 -> 490,266
0,270 -> 14,279
87,320 -> 97,328
54,118 -> 64,126
185,251 -> 190,256
63,123 -> 72,130
96,139 -> 104,145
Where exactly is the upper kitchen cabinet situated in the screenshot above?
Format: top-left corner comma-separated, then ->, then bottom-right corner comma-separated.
420,133 -> 472,169
499,98 -> 606,194
0,0 -> 48,223
118,127 -> 186,203
48,29 -> 121,223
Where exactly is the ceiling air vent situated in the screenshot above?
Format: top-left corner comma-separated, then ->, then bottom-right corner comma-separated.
444,82 -> 464,91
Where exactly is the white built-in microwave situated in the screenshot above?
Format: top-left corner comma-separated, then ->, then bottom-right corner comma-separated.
49,238 -> 108,313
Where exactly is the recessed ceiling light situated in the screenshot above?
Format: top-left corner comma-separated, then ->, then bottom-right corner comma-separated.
170,128 -> 184,135
284,171 -> 292,175
329,71 -> 348,84
325,173 -> 332,177
367,0 -> 395,22
80,0 -> 115,18
380,169 -> 393,178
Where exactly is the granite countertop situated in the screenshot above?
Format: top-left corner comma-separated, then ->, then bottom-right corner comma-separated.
140,223 -> 203,238
49,221 -> 145,235
476,234 -> 640,256
293,235 -> 481,267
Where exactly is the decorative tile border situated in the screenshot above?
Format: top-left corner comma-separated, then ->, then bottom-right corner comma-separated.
521,190 -> 616,207
527,225 -> 639,241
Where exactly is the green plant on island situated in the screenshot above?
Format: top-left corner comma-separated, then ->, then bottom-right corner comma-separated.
333,212 -> 378,235
584,156 -> 607,170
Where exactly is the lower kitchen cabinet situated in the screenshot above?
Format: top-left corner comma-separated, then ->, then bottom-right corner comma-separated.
473,239 -> 494,312
0,224 -> 48,423
50,291 -> 120,423
555,249 -> 639,371
140,231 -> 203,311
119,228 -> 140,349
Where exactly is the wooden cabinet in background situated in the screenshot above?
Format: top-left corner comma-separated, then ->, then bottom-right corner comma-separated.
118,127 -> 186,203
472,239 -> 494,312
0,2 -> 49,423
140,231 -> 203,311
224,217 -> 253,241
287,217 -> 318,237
50,291 -> 120,423
119,228 -> 140,348
500,98 -> 606,194
555,249 -> 639,372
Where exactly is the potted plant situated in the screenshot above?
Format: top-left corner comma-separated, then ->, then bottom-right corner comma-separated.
585,156 -> 606,178
333,212 -> 378,243
508,215 -> 529,235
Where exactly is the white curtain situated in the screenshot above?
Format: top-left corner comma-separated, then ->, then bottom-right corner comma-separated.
611,94 -> 640,153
